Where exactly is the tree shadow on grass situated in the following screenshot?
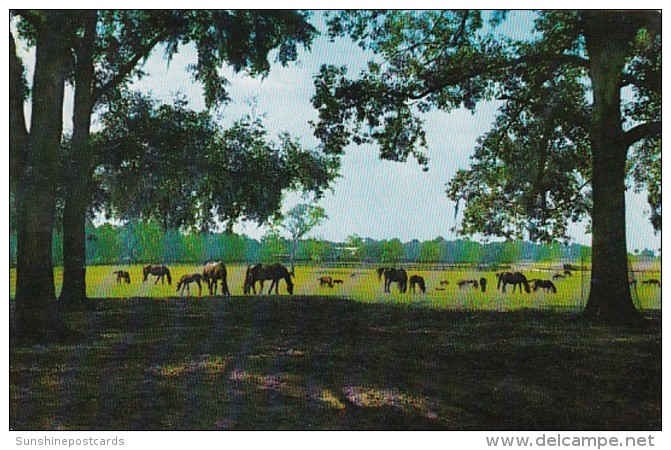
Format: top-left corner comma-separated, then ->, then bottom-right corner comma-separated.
9,296 -> 661,430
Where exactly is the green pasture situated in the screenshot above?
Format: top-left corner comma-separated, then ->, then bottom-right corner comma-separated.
8,263 -> 662,311
10,263 -> 662,430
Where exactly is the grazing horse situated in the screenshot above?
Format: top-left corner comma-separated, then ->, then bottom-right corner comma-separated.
496,272 -> 531,293
176,273 -> 203,296
113,270 -> 131,284
552,273 -> 566,280
439,280 -> 450,286
333,279 -> 344,285
243,264 -> 294,295
457,279 -> 479,290
376,267 -> 408,293
143,264 -> 172,285
409,275 -> 426,293
202,261 -> 230,296
319,276 -> 334,288
642,279 -> 661,287
531,279 -> 557,293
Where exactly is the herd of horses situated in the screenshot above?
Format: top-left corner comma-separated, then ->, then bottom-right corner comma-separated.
119,262 -> 295,296
374,267 -> 544,295
112,264 -> 661,297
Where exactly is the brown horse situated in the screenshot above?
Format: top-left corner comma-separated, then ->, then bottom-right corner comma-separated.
143,264 -> 172,285
531,279 -> 557,293
176,273 -> 203,296
409,275 -> 426,293
457,279 -> 479,290
319,276 -> 334,288
479,277 -> 487,292
496,272 -> 531,293
243,264 -> 294,295
113,270 -> 131,284
642,279 -> 661,287
376,267 -> 408,293
202,261 -> 230,296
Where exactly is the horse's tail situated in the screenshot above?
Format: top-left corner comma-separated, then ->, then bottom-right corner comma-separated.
376,267 -> 384,280
165,267 -> 172,285
220,263 -> 230,295
496,273 -> 502,290
142,266 -> 149,282
243,265 -> 252,295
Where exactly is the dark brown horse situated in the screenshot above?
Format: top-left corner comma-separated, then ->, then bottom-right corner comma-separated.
113,270 -> 131,284
642,279 -> 661,287
177,273 -> 203,296
243,264 -> 294,295
457,279 -> 479,289
409,275 -> 426,293
531,279 -> 557,293
202,261 -> 230,296
376,267 -> 408,293
479,277 -> 487,292
143,264 -> 172,285
496,272 -> 531,293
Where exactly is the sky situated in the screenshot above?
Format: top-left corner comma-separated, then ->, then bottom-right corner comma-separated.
10,9 -> 662,253
124,10 -> 662,253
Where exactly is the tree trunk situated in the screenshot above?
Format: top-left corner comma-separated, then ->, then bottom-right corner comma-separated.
14,11 -> 74,341
59,11 -> 97,306
581,12 -> 641,324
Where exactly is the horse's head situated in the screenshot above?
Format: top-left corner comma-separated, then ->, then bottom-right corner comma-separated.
285,276 -> 294,295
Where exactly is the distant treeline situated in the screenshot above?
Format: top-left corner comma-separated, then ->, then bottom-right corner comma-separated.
7,220 -> 656,267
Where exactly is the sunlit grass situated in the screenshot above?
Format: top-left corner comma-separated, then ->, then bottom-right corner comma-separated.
9,264 -> 662,311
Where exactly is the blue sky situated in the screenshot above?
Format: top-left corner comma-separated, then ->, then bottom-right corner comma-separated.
126,10 -> 661,252
12,9 -> 661,252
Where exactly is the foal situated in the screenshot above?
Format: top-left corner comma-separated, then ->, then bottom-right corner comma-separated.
176,273 -> 203,297
113,270 -> 131,284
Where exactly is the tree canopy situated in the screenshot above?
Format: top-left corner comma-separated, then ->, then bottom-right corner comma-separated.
313,10 -> 661,323
94,92 -> 337,232
314,10 -> 660,240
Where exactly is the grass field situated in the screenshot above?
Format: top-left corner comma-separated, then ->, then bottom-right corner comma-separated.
9,263 -> 662,430
8,263 -> 662,311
